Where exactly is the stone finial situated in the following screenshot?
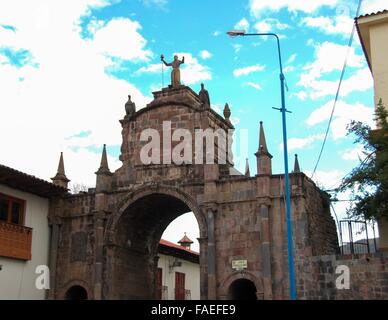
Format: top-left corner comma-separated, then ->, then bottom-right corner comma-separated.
51,152 -> 70,189
198,83 -> 211,109
255,121 -> 273,175
223,103 -> 231,121
96,144 -> 111,175
95,144 -> 112,193
125,95 -> 136,120
245,158 -> 250,177
258,121 -> 270,155
293,154 -> 301,173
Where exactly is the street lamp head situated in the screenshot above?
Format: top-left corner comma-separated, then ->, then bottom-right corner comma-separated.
226,30 -> 246,37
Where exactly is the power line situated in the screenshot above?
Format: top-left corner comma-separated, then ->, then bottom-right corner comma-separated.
310,0 -> 363,180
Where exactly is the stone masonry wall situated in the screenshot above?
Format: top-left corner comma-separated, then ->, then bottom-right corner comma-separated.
297,253 -> 388,299
49,85 -> 343,300
53,193 -> 95,299
303,177 -> 339,256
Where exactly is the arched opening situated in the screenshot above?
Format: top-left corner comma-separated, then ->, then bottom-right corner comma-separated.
106,192 -> 205,300
159,212 -> 200,300
228,279 -> 257,300
65,285 -> 88,300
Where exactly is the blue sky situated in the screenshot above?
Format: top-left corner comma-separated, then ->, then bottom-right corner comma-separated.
1,0 -> 387,249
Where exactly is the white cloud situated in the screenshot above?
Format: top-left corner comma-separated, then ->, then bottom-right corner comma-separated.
231,116 -> 240,126
141,0 -> 168,9
249,0 -> 339,17
86,18 -> 105,34
341,145 -> 367,161
299,41 -> 364,85
283,65 -> 295,73
199,50 -> 212,60
245,82 -> 262,91
304,169 -> 345,190
162,212 -> 200,252
136,53 -> 212,85
297,41 -> 368,99
136,63 -> 163,74
290,91 -> 308,101
361,0 -> 388,15
233,64 -> 265,77
306,38 -> 315,46
212,30 -> 221,37
234,18 -> 250,31
306,100 -> 374,139
211,104 -> 222,114
175,53 -> 212,85
305,68 -> 373,100
233,44 -> 242,53
341,68 -> 374,95
253,18 -> 290,33
0,0 -> 153,186
286,53 -> 297,64
90,17 -> 153,61
281,134 -> 324,151
301,15 -> 354,36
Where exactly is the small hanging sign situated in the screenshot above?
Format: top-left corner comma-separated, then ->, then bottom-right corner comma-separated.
232,260 -> 247,271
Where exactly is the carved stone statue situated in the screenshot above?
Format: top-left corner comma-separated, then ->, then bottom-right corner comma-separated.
125,95 -> 136,120
198,83 -> 211,109
161,54 -> 185,88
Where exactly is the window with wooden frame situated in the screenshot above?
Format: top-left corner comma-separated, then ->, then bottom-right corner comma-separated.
0,192 -> 25,225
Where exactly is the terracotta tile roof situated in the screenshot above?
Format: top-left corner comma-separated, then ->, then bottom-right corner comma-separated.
159,239 -> 199,256
357,9 -> 388,19
0,164 -> 67,197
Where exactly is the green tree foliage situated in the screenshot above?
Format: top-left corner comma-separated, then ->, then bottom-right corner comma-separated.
338,99 -> 388,220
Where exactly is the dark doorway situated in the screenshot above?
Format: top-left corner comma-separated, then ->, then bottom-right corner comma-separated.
228,279 -> 257,300
65,285 -> 88,300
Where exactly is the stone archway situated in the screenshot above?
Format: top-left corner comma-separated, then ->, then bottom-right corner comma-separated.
228,279 -> 257,300
106,184 -> 207,240
103,185 -> 207,300
65,285 -> 88,300
220,271 -> 264,300
48,84 -> 339,301
61,280 -> 92,300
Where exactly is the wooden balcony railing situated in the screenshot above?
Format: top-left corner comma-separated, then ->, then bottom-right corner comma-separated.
0,220 -> 32,260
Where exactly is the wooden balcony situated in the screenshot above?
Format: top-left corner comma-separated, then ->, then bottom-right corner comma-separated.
0,220 -> 32,260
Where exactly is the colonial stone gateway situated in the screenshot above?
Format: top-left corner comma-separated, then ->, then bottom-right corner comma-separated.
47,84 -> 338,300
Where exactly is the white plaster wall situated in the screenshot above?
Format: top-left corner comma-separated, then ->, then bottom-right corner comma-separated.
0,184 -> 50,300
157,253 -> 200,300
370,22 -> 388,109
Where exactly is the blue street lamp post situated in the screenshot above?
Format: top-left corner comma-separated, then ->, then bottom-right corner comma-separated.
227,30 -> 296,300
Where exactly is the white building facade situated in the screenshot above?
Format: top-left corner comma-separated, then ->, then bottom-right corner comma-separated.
0,164 -> 66,299
157,239 -> 200,300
